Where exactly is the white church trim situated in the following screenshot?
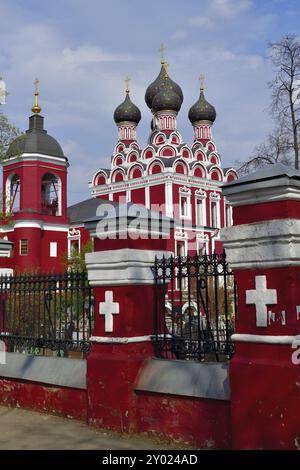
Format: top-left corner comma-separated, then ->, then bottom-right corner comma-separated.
90,335 -> 153,344
231,333 -> 300,345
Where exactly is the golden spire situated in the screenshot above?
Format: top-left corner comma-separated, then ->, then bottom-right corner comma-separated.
32,78 -> 42,114
199,73 -> 205,91
159,43 -> 166,64
125,75 -> 130,94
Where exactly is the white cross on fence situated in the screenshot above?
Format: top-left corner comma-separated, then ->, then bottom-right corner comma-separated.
99,291 -> 120,333
246,275 -> 277,327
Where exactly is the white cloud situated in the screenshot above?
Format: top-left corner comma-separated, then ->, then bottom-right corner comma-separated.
62,46 -> 134,67
190,0 -> 253,29
189,16 -> 214,30
211,0 -> 252,19
0,0 -> 280,203
171,30 -> 188,40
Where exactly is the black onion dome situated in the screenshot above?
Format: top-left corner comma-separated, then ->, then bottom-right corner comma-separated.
6,114 -> 65,158
188,90 -> 216,124
152,77 -> 182,113
113,92 -> 141,124
145,64 -> 183,110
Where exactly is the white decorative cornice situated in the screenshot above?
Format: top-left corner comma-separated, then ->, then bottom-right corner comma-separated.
12,220 -> 69,232
2,153 -> 68,168
209,190 -> 221,200
175,230 -> 188,239
68,228 -> 81,238
91,171 -> 223,196
196,233 -> 209,241
179,186 -> 191,195
195,188 -> 207,198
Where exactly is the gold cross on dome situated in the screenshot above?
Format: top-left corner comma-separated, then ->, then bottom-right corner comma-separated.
34,78 -> 39,94
32,77 -> 42,114
125,76 -> 130,93
159,43 -> 166,64
199,73 -> 205,90
163,61 -> 169,79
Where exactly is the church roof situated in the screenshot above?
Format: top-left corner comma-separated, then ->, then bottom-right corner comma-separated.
152,77 -> 183,113
114,91 -> 141,124
6,114 -> 65,159
188,89 -> 216,124
68,197 -> 118,224
145,64 -> 183,111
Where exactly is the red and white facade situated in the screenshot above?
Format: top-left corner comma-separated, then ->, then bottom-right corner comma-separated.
0,71 -> 237,273
90,105 -> 237,256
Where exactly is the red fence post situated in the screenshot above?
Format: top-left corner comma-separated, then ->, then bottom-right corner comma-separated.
84,204 -> 173,431
221,165 -> 300,450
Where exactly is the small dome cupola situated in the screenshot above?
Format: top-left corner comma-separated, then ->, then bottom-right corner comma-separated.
6,79 -> 65,159
113,77 -> 141,143
145,44 -> 183,111
113,77 -> 141,125
188,74 -> 216,124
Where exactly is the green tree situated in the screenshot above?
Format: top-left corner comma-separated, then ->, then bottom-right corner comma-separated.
62,239 -> 94,272
0,112 -> 21,161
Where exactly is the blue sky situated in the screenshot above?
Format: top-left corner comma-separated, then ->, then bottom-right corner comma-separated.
1,0 -> 299,204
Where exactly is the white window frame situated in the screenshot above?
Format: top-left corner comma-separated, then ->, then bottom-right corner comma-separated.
68,228 -> 81,258
179,187 -> 191,220
50,242 -> 57,257
196,234 -> 209,255
175,232 -> 188,290
175,239 -> 187,257
19,239 -> 28,256
225,203 -> 233,227
209,191 -> 221,229
195,189 -> 207,227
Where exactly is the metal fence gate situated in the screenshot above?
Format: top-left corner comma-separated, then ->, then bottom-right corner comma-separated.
0,271 -> 94,356
153,251 -> 237,361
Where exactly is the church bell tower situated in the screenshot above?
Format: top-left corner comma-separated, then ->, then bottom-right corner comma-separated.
1,80 -> 69,272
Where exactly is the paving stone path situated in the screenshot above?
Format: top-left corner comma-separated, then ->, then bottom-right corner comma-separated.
0,406 -> 190,450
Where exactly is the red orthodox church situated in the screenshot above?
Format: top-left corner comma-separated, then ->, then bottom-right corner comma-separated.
0,58 -> 237,273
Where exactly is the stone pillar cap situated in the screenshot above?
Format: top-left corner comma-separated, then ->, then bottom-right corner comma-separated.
222,164 -> 300,206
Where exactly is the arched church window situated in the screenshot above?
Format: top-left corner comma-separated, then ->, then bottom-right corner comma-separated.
7,174 -> 20,213
227,173 -> 236,182
41,173 -> 61,216
145,150 -> 153,159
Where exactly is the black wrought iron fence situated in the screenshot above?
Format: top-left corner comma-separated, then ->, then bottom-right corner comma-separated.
0,271 -> 94,356
153,252 -> 237,361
